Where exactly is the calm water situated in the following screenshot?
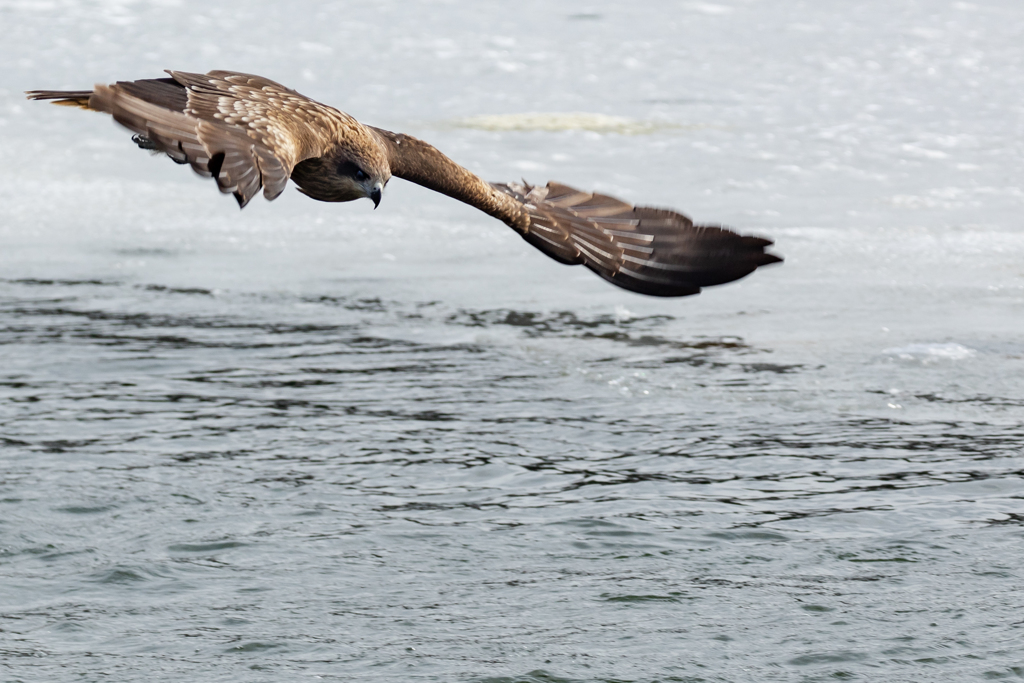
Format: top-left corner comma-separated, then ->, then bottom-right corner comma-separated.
2,1 -> 1024,681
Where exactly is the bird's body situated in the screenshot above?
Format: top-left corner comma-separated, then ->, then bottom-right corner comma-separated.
27,70 -> 780,297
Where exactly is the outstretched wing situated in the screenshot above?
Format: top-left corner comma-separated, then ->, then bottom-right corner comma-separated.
27,71 -> 349,207
494,182 -> 782,297
370,127 -> 781,297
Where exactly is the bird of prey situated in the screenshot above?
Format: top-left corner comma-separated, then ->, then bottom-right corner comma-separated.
27,70 -> 781,297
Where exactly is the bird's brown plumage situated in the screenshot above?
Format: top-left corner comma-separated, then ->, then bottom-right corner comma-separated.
26,69 -> 781,297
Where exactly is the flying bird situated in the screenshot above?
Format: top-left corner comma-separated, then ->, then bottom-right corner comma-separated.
27,70 -> 781,297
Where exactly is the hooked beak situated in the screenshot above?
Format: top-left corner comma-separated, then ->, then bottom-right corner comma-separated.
369,184 -> 383,209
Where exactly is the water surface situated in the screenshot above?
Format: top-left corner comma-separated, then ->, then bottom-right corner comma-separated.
2,1 -> 1023,681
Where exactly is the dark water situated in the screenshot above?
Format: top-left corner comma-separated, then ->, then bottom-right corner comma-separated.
3,0 -> 1024,681
3,271 -> 1023,681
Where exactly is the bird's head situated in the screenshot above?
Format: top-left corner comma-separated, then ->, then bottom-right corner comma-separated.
334,158 -> 388,208
290,127 -> 392,206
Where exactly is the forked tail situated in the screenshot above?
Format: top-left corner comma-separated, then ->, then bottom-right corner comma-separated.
25,90 -> 95,110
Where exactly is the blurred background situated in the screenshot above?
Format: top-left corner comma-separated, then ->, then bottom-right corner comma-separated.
2,1 -> 1023,681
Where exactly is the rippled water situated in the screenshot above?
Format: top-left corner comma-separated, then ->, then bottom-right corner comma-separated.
2,1 -> 1024,681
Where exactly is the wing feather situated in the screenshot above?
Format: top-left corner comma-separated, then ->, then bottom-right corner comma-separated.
30,71 -> 350,208
370,127 -> 780,296
492,182 -> 782,297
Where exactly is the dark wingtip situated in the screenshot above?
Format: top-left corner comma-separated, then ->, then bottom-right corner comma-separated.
504,181 -> 786,296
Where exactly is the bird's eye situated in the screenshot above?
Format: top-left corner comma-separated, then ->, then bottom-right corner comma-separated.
354,169 -> 369,181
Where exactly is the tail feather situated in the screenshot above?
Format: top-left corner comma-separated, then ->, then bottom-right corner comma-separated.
494,181 -> 782,297
27,81 -> 268,208
25,90 -> 95,110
